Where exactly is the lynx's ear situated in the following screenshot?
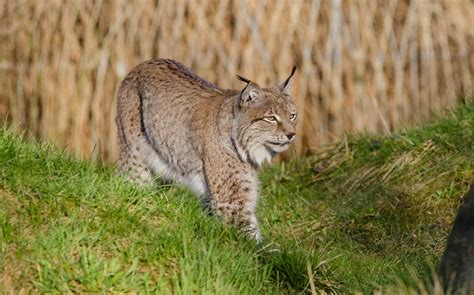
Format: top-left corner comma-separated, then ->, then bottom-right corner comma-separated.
237,75 -> 263,107
277,65 -> 297,95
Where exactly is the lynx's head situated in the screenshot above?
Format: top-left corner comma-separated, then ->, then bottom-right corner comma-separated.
232,67 -> 298,167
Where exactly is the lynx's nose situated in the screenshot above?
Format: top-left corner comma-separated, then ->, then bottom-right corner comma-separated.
286,133 -> 296,141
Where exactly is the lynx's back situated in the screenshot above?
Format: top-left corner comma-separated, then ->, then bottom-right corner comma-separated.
116,59 -> 297,241
117,59 -> 231,185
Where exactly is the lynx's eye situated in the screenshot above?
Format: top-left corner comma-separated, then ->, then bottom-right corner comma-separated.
289,113 -> 297,121
263,115 -> 279,123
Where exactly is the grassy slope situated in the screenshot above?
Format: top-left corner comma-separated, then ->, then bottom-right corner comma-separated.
1,101 -> 473,293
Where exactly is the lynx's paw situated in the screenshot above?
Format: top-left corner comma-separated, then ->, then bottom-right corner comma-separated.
242,217 -> 263,243
247,228 -> 263,243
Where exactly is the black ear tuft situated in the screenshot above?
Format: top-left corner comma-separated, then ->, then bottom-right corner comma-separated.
277,65 -> 297,94
282,65 -> 297,90
236,75 -> 251,84
290,65 -> 297,77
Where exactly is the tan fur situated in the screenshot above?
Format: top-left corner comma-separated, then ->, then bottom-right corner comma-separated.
116,59 -> 297,241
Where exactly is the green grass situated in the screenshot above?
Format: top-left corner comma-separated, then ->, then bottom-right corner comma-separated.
1,100 -> 473,293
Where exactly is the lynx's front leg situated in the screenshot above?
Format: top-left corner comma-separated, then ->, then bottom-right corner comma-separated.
204,157 -> 262,242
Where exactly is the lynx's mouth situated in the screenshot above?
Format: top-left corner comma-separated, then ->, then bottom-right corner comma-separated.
265,140 -> 291,152
266,140 -> 291,147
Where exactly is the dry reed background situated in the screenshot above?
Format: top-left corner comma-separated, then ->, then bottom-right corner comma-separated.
1,0 -> 473,162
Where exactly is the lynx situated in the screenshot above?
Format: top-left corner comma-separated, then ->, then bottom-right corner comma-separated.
116,59 -> 297,241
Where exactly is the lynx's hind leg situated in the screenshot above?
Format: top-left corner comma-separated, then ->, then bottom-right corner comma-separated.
116,77 -> 155,185
118,146 -> 154,185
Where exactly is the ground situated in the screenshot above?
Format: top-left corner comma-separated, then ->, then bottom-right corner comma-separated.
0,100 -> 473,293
